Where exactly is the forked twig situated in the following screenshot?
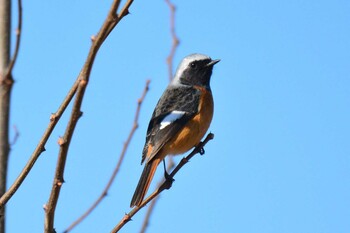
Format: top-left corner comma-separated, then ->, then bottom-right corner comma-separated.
111,133 -> 214,233
63,80 -> 150,233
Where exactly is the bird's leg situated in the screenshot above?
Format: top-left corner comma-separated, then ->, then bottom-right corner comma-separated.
196,142 -> 205,155
162,159 -> 174,183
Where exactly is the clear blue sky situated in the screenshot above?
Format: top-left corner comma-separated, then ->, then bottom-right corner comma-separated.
6,0 -> 350,232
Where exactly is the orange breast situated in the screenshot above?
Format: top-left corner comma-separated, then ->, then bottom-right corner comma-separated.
164,87 -> 214,155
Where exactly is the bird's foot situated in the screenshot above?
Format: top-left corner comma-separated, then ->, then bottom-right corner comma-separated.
199,147 -> 205,155
162,159 -> 174,189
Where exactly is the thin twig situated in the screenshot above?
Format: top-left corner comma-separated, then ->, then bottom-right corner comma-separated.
9,125 -> 19,145
63,80 -> 150,233
43,1 -> 134,232
0,0 -> 13,231
5,0 -> 22,78
111,133 -> 214,233
139,1 -> 179,231
0,0 -> 22,217
165,0 -> 179,82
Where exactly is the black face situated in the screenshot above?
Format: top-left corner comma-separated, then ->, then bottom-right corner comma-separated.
179,59 -> 216,89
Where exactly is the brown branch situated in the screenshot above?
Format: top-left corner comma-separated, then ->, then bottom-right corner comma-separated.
0,0 -> 78,210
0,1 -> 22,232
43,1 -> 134,232
165,0 -> 180,82
63,80 -> 150,233
5,0 -> 22,79
0,79 -> 79,209
111,133 -> 215,233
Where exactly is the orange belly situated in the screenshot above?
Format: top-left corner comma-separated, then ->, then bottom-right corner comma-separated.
164,87 -> 214,155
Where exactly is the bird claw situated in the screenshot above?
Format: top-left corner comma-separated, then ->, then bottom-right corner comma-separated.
163,170 -> 174,190
199,147 -> 205,155
164,170 -> 174,182
162,159 -> 174,189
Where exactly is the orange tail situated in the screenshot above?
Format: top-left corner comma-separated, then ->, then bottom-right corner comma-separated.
130,158 -> 160,207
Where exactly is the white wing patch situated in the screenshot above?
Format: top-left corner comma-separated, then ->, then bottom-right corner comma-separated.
160,110 -> 186,130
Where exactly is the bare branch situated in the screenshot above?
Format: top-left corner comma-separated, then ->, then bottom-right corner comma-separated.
5,0 -> 22,78
0,79 -> 79,209
44,1 -> 134,232
111,133 -> 215,233
63,80 -> 150,233
165,0 -> 180,82
0,1 -> 21,232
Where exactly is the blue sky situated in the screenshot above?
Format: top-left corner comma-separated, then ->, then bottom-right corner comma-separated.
5,0 -> 350,232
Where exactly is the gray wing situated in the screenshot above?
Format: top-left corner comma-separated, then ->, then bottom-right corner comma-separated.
141,86 -> 200,164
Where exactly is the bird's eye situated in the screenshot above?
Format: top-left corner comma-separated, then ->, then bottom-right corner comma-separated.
190,62 -> 196,68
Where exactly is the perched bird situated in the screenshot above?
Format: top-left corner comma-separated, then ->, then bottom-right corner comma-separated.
130,53 -> 220,207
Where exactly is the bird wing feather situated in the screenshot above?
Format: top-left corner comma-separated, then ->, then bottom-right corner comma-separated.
141,86 -> 200,164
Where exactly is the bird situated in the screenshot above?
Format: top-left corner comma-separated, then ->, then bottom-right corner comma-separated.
130,53 -> 220,207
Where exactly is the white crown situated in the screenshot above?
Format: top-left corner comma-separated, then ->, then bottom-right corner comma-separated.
171,53 -> 211,86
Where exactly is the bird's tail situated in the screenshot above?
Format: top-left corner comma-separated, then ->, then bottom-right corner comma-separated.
130,158 -> 160,207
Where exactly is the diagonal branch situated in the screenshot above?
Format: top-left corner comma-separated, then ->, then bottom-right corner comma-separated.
43,1 -> 134,232
63,80 -> 150,233
111,133 -> 215,233
0,79 -> 79,209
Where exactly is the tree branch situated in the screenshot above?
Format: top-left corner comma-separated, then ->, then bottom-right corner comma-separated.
165,0 -> 179,82
0,79 -> 79,210
111,133 -> 214,233
43,1 -> 134,232
0,0 -> 21,232
63,80 -> 150,233
5,0 -> 22,78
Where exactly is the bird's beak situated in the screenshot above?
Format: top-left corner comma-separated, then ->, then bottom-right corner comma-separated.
206,59 -> 220,67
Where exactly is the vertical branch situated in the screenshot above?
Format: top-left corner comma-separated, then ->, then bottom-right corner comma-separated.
0,1 -> 11,232
63,80 -> 150,233
165,0 -> 179,82
44,84 -> 85,233
0,0 -> 22,232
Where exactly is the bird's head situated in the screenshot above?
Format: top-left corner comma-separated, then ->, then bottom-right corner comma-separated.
171,53 -> 220,89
